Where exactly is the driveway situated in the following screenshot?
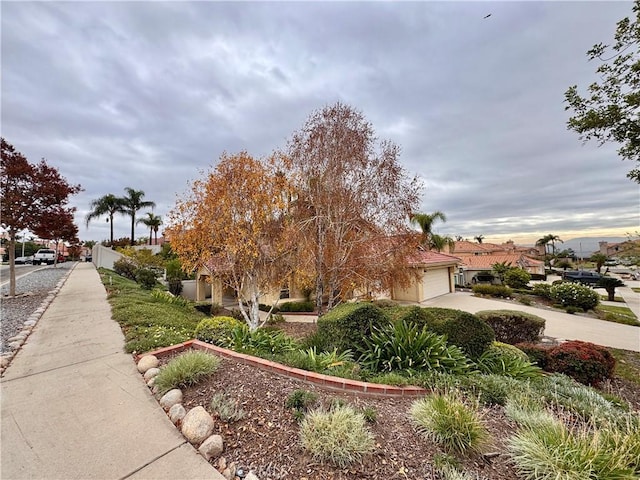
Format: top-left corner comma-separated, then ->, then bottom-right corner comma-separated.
421,291 -> 640,352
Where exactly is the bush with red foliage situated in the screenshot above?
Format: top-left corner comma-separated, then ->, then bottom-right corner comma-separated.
546,340 -> 616,386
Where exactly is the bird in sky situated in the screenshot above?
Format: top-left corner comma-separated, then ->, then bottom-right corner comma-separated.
484,13 -> 492,19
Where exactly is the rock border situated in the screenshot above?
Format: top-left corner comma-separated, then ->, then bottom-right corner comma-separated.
0,263 -> 77,376
136,354 -> 256,480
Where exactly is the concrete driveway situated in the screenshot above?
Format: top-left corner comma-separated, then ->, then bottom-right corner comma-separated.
421,290 -> 639,352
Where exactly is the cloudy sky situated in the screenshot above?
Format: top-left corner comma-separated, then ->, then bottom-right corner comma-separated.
2,1 -> 637,245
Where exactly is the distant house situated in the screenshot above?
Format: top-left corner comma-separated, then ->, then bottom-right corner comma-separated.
598,240 -> 640,258
455,252 -> 545,286
392,250 -> 460,302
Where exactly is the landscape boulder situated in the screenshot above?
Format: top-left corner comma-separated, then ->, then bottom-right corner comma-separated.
137,355 -> 159,373
181,406 -> 214,445
198,434 -> 224,460
169,404 -> 187,425
159,389 -> 183,411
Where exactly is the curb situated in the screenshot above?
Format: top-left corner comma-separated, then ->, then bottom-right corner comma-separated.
0,263 -> 78,376
138,340 -> 427,398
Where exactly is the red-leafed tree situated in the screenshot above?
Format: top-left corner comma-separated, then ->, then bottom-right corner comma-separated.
33,206 -> 80,266
1,139 -> 82,295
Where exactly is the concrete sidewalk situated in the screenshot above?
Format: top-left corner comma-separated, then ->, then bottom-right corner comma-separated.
423,291 -> 640,352
1,263 -> 223,480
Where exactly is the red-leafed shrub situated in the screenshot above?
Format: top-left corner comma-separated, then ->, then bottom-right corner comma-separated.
515,342 -> 552,370
546,340 -> 616,386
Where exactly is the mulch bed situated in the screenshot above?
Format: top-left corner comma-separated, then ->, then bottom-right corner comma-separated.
164,321 -> 639,480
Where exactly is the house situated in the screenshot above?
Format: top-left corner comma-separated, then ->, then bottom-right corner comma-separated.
192,259 -> 307,306
599,240 -> 640,258
391,250 -> 460,302
455,253 -> 545,286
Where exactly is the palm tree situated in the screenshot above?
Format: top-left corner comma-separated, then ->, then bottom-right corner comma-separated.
548,234 -> 563,255
410,211 -> 447,247
137,212 -> 162,245
85,194 -> 126,246
429,234 -> 455,253
121,188 -> 156,246
474,235 -> 485,244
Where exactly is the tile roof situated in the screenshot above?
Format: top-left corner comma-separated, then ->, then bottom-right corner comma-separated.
409,250 -> 460,266
457,253 -> 543,269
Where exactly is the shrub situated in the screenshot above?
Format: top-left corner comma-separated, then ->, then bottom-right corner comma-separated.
153,351 -> 220,394
515,342 -> 552,369
229,325 -> 299,355
472,284 -> 513,298
550,282 -> 600,310
459,374 -> 525,406
532,283 -> 552,299
422,307 -> 465,324
475,342 -> 542,379
210,392 -> 246,423
547,341 -> 616,386
316,302 -> 389,353
281,348 -> 354,373
360,320 -> 471,374
427,311 -> 495,359
411,392 -> 489,454
517,295 -> 532,306
394,305 -> 432,327
475,310 -> 545,345
167,278 -> 183,296
504,268 -> 531,289
508,412 -> 640,480
300,404 -> 375,467
113,257 -> 138,280
194,316 -> 243,346
279,301 -> 315,312
286,389 -> 318,413
135,268 -> 157,289
367,372 -> 411,386
258,303 -> 280,314
150,289 -> 190,307
371,299 -> 398,308
165,258 -> 184,280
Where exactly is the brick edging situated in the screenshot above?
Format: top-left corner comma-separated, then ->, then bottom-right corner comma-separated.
139,340 -> 426,398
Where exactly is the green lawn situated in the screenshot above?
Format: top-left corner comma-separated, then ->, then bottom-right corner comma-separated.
99,268 -> 205,353
632,287 -> 640,293
610,348 -> 640,387
595,304 -> 640,327
600,295 -> 624,302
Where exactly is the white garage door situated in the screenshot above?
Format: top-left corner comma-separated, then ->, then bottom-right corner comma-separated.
422,268 -> 451,300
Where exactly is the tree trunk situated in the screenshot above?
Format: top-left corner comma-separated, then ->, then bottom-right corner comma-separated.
607,287 -> 615,302
8,231 -> 17,296
149,227 -> 152,245
109,214 -> 114,246
130,215 -> 135,246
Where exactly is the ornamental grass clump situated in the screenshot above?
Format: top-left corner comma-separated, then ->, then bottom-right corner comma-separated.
508,412 -> 640,480
410,392 -> 489,455
153,351 -> 220,394
300,404 -> 375,467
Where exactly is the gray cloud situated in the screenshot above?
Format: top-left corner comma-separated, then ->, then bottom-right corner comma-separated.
2,1 -> 637,244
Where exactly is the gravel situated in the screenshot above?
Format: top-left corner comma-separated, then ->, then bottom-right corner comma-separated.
1,263 -> 75,353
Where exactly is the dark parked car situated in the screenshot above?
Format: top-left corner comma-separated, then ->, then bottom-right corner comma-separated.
562,270 -> 602,285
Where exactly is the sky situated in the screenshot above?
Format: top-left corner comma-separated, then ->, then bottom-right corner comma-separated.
2,1 -> 638,246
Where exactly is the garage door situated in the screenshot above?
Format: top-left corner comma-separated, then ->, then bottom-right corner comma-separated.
422,268 -> 451,300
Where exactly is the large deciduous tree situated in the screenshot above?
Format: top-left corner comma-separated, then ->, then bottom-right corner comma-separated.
1,138 -> 81,295
85,194 -> 126,246
287,102 -> 422,313
122,188 -> 155,246
565,1 -> 640,183
167,152 -> 294,330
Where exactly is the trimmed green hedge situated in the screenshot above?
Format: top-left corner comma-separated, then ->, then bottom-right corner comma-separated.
279,301 -> 315,312
427,311 -> 495,359
472,284 -> 513,298
316,302 -> 389,353
475,310 -> 545,345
